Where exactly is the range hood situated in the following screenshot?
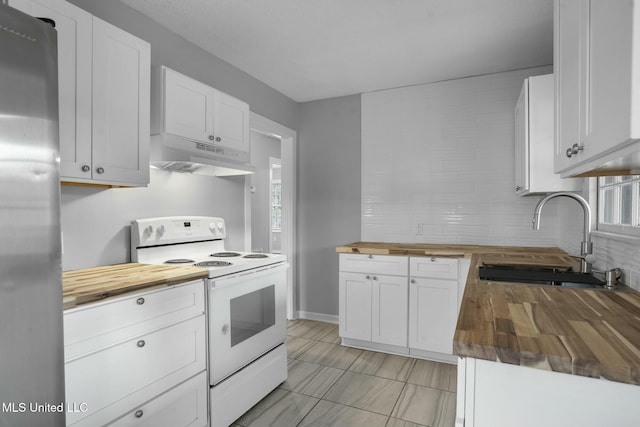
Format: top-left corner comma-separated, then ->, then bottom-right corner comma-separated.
150,134 -> 255,177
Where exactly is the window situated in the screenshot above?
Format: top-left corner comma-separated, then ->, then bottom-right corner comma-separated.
598,175 -> 640,235
271,182 -> 282,231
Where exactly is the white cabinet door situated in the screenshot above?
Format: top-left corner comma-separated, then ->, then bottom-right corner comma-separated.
514,79 -> 528,194
339,272 -> 372,341
163,67 -> 216,144
109,371 -> 208,427
213,89 -> 250,153
555,0 -> 640,176
408,277 -> 458,354
516,74 -> 581,194
92,16 -> 150,185
554,0 -> 587,173
585,0 -> 639,156
371,274 -> 408,347
8,0 -> 93,180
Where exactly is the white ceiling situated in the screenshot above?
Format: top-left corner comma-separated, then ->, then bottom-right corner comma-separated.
119,0 -> 553,102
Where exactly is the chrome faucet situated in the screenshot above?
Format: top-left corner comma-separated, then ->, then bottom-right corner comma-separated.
532,192 -> 593,273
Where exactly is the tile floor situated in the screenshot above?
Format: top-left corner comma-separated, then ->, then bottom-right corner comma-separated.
232,319 -> 457,427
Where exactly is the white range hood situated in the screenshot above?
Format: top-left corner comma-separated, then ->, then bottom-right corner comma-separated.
150,135 -> 255,177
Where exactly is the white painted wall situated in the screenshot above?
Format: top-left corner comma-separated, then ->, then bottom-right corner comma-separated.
61,169 -> 245,271
361,66 -> 558,246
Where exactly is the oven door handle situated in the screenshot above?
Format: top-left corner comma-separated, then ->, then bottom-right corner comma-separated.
211,262 -> 289,287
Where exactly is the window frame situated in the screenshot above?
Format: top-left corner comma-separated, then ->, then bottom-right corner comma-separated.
596,175 -> 640,237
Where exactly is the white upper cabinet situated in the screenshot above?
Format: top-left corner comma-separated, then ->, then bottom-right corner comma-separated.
515,74 -> 581,195
90,17 -> 150,186
554,0 -> 640,177
152,66 -> 250,155
9,0 -> 150,187
162,67 -> 216,144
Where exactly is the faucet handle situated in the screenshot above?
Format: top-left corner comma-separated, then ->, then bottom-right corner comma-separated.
605,268 -> 622,289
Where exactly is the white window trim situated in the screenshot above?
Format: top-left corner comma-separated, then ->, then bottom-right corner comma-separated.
593,176 -> 640,238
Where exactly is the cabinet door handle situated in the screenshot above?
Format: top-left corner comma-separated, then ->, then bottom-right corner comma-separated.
136,340 -> 146,348
410,279 -> 416,284
566,143 -> 583,158
96,167 -> 105,174
215,136 -> 221,142
209,135 -> 215,141
368,254 -> 373,259
134,409 -> 144,418
372,276 -> 378,281
81,164 -> 90,172
515,185 -> 522,191
221,324 -> 229,335
431,257 -> 436,262
136,297 -> 145,305
365,275 -> 371,280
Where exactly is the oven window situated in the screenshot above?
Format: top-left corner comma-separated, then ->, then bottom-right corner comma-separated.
229,285 -> 275,347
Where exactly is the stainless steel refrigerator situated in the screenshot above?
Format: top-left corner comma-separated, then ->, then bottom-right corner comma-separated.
0,3 -> 65,426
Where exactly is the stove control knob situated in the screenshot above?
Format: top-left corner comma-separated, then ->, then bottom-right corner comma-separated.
209,222 -> 216,233
217,222 -> 224,231
144,225 -> 153,236
157,225 -> 165,237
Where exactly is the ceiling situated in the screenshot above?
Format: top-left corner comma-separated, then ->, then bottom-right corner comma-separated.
119,0 -> 554,103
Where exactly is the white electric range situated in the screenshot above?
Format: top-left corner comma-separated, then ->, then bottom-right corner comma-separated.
131,216 -> 288,427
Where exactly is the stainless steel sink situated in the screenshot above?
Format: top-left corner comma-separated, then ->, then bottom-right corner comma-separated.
478,264 -> 606,289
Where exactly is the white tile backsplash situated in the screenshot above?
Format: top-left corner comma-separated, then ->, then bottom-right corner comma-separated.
361,66 -> 558,246
361,66 -> 640,290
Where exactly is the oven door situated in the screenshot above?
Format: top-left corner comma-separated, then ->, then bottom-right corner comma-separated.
208,263 -> 288,385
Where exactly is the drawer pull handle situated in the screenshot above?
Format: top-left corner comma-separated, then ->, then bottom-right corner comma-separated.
134,409 -> 144,418
136,297 -> 145,305
368,254 -> 373,259
431,257 -> 436,262
137,340 -> 146,348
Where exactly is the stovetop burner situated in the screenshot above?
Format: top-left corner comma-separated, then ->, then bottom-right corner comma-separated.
210,252 -> 242,258
195,260 -> 233,267
165,258 -> 196,264
243,254 -> 269,259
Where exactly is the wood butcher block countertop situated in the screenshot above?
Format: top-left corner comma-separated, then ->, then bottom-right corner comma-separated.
62,263 -> 209,309
337,242 -> 640,385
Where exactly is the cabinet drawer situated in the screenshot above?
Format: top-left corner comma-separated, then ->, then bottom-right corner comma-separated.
339,254 -> 408,275
64,280 -> 204,360
410,257 -> 459,280
108,371 -> 208,427
66,315 -> 206,426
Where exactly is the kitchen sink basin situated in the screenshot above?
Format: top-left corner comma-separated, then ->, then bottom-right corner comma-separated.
478,264 -> 607,289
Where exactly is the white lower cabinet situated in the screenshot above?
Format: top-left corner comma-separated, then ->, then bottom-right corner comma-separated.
339,254 -> 408,347
408,257 -> 461,359
63,280 -> 207,427
457,357 -> 640,427
408,277 -> 458,354
339,253 -> 471,363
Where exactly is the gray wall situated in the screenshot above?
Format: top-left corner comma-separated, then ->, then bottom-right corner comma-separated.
250,131 -> 281,253
297,95 -> 361,317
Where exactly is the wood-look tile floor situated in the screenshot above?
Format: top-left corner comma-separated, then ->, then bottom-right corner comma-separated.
231,319 -> 457,427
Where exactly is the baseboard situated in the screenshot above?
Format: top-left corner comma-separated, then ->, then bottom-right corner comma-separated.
296,311 -> 339,324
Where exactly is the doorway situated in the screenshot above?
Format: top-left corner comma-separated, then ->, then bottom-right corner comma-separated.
248,113 -> 297,319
